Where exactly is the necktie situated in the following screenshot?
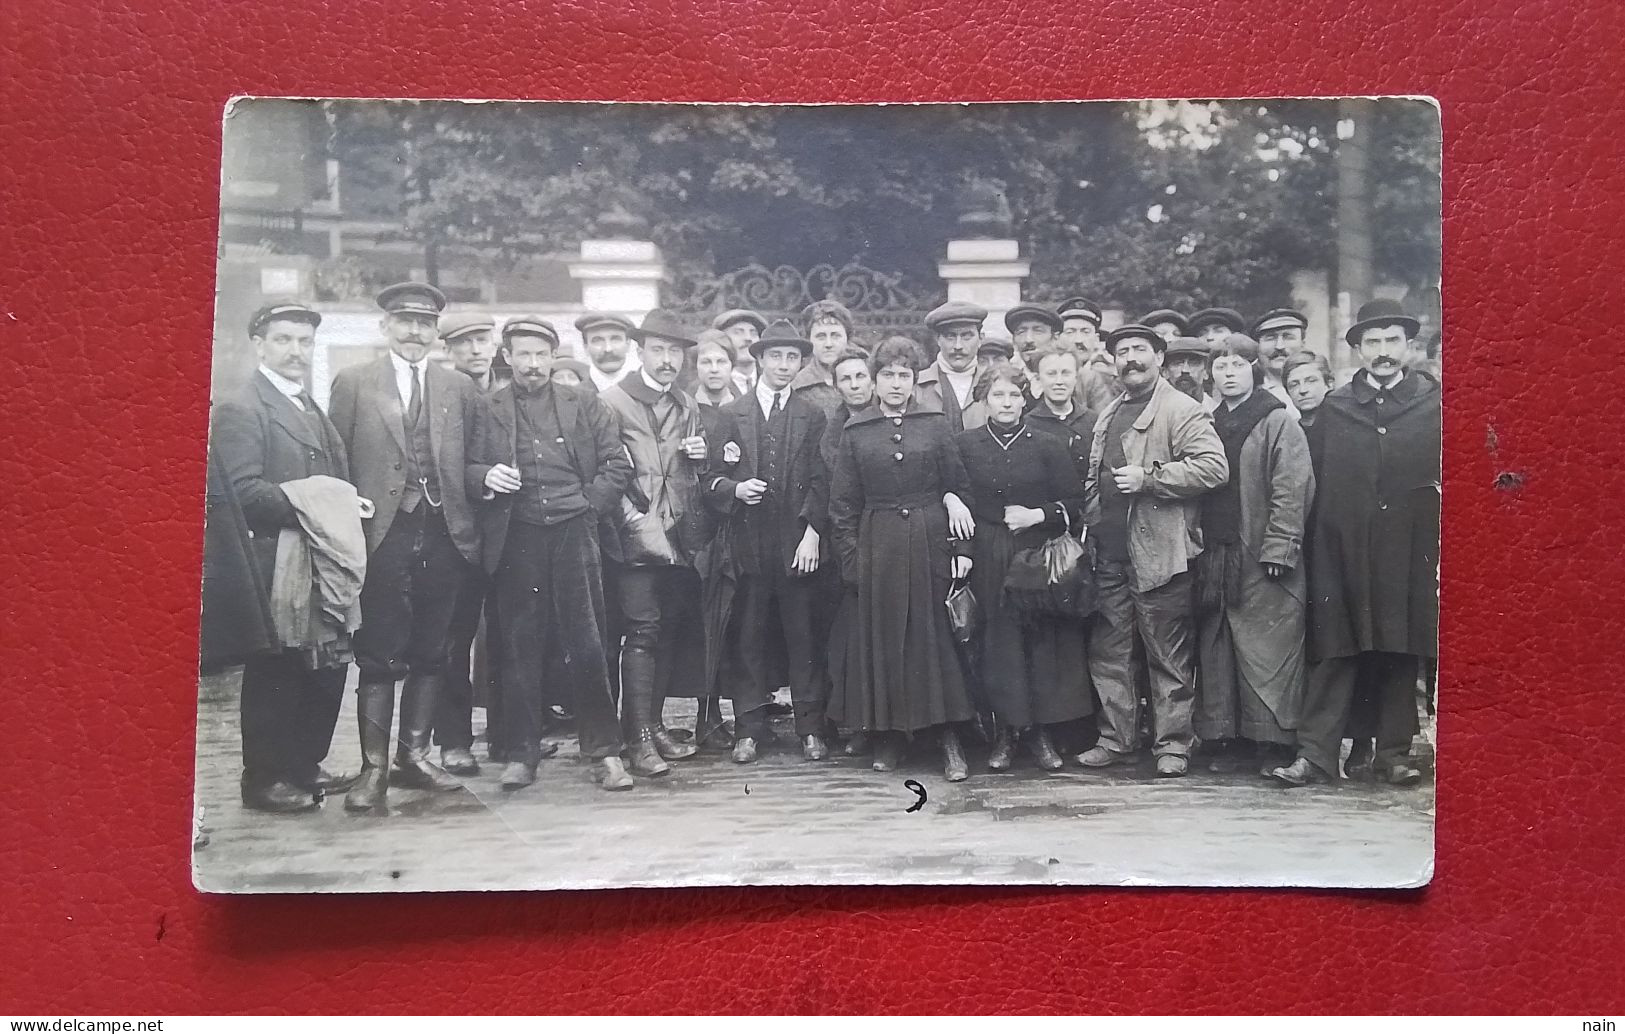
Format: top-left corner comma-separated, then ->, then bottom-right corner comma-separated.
406,365 -> 423,426
296,391 -> 315,414
770,391 -> 783,416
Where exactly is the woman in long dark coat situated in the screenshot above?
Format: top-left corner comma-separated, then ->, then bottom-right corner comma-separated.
821,345 -> 877,757
828,337 -> 978,780
956,361 -> 1092,771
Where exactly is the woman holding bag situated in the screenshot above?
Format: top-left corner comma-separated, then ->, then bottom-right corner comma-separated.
955,361 -> 1093,772
827,337 -> 978,781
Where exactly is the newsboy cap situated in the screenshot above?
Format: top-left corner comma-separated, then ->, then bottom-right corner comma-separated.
632,308 -> 697,348
1056,297 -> 1104,327
1188,307 -> 1246,335
500,315 -> 560,347
1164,336 -> 1212,362
1105,323 -> 1166,354
248,298 -> 321,337
1139,309 -> 1190,335
549,358 -> 591,382
1344,298 -> 1420,346
1003,303 -> 1063,334
712,308 -> 767,333
375,281 -> 446,316
752,319 -> 813,360
1252,307 -> 1309,336
438,314 -> 495,343
573,311 -> 637,336
925,300 -> 989,332
977,336 -> 1015,360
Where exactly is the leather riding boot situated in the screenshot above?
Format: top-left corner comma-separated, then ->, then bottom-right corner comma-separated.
986,726 -> 1017,771
345,681 -> 395,812
1027,726 -> 1064,771
941,726 -> 969,782
620,646 -> 670,776
651,725 -> 697,761
393,675 -> 464,792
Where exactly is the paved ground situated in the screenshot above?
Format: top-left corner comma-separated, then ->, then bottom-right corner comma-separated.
192,668 -> 1435,894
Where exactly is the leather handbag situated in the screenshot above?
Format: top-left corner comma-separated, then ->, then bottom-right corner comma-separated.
1003,527 -> 1097,620
944,576 -> 981,645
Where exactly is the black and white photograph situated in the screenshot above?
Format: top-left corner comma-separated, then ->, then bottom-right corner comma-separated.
194,97 -> 1441,893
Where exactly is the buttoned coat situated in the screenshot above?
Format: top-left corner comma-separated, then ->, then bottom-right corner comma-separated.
1083,376 -> 1229,593
463,382 -> 632,576
598,376 -> 710,567
701,390 -> 831,575
328,354 -> 480,562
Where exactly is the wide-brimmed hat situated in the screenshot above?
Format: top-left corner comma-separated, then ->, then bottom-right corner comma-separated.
632,308 -> 697,348
1344,298 -> 1420,346
751,318 -> 813,359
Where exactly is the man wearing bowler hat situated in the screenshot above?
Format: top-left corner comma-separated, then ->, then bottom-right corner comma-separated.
713,308 -> 766,395
467,311 -> 636,791
598,309 -> 713,777
575,311 -> 641,393
1269,299 -> 1438,788
916,300 -> 988,432
1251,307 -> 1309,410
328,281 -> 482,812
209,299 -> 362,812
702,320 -> 834,764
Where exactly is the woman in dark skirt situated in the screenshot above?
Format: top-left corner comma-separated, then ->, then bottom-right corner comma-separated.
956,361 -> 1093,771
828,337 -> 978,780
820,344 -> 877,757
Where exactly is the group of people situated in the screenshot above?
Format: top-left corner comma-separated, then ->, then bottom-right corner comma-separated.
203,279 -> 1439,815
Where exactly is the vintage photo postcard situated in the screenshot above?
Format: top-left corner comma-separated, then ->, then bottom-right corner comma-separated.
194,97 -> 1439,892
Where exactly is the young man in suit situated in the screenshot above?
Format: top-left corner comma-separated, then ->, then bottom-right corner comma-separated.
701,320 -> 833,764
466,318 -> 637,791
327,282 -> 482,812
209,300 -> 360,812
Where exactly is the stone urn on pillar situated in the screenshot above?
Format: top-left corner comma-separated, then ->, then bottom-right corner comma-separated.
938,180 -> 1030,336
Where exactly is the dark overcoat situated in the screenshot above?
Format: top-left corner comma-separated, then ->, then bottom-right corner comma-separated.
1025,398 -> 1099,484
826,402 -> 975,734
463,382 -> 632,576
328,355 -> 481,562
1307,371 -> 1440,660
956,422 -> 1093,728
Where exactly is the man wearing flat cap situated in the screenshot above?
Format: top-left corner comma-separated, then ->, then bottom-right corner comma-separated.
434,313 -> 509,776
1251,307 -> 1310,410
574,311 -> 641,393
701,319 -> 835,764
916,300 -> 988,432
713,308 -> 765,395
1141,309 -> 1190,345
598,309 -> 714,778
789,299 -> 854,415
1004,302 -> 1063,380
1268,299 -> 1438,789
1163,336 -> 1214,405
1058,296 -> 1118,413
1078,324 -> 1228,778
1189,307 -> 1247,346
328,281 -> 483,811
209,299 -> 363,812
467,310 -> 636,791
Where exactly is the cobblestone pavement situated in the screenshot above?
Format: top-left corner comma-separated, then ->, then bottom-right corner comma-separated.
193,668 -> 1435,894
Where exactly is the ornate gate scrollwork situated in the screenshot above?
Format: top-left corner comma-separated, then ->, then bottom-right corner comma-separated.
668,262 -> 929,340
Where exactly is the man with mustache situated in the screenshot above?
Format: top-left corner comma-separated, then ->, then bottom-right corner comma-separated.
468,315 -> 636,791
712,308 -> 765,395
1269,299 -> 1439,788
1004,302 -> 1063,387
1057,296 -> 1118,413
597,309 -> 712,777
1251,307 -> 1308,410
916,300 -> 988,432
1077,324 -> 1228,778
1162,336 -> 1213,404
575,311 -> 641,393
209,299 -> 361,812
328,282 -> 483,812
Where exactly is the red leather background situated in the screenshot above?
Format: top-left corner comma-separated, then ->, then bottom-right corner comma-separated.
4,0 -> 1622,1014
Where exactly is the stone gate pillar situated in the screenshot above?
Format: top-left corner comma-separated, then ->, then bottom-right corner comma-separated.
568,238 -> 666,316
938,238 -> 1031,337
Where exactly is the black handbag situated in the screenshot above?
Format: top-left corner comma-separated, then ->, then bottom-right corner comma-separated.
944,576 -> 981,645
1003,528 -> 1097,620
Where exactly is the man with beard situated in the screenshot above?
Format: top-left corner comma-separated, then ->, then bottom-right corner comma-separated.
1251,307 -> 1308,410
1057,296 -> 1117,413
598,309 -> 712,777
1268,300 -> 1439,788
1162,336 -> 1213,404
328,282 -> 482,812
788,299 -> 853,415
702,320 -> 834,764
434,313 -> 510,775
575,311 -> 640,393
1077,324 -> 1228,778
1189,307 -> 1247,346
712,308 -> 765,395
210,299 -> 362,812
916,300 -> 987,432
468,316 -> 635,791
1141,309 -> 1190,345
